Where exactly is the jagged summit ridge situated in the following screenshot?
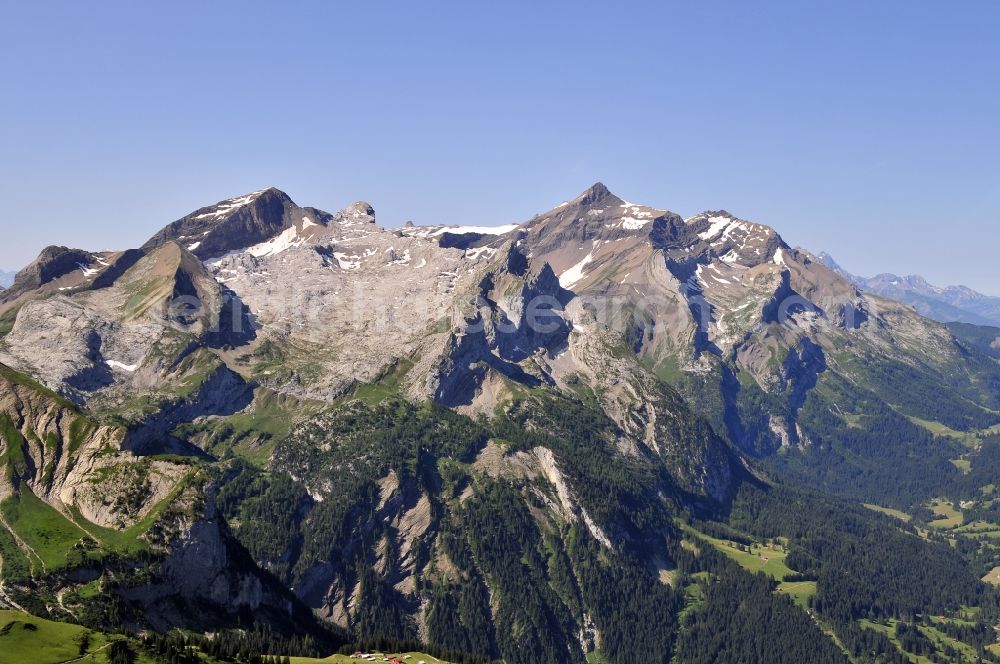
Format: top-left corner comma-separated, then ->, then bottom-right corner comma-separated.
673,209 -> 786,268
141,187 -> 339,261
187,188 -> 284,221
0,182 -> 982,462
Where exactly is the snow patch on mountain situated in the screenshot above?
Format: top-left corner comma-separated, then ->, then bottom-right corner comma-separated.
433,223 -> 519,236
247,226 -> 303,258
699,216 -> 733,240
105,359 -> 140,372
560,250 -> 595,288
333,252 -> 362,270
465,246 -> 497,261
621,217 -> 652,230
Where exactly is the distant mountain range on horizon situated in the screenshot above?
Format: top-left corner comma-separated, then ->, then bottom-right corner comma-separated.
818,252 -> 1000,328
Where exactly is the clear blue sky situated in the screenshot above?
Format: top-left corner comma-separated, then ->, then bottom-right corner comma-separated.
1,1 -> 998,292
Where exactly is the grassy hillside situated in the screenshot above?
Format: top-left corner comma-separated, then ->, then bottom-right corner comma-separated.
289,653 -> 449,664
0,487 -> 91,572
0,609 -> 451,664
0,609 -> 113,664
678,522 -> 816,609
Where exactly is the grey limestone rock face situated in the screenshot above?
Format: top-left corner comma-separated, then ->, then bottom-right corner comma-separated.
0,242 -> 231,404
425,243 -> 574,407
116,494 -> 305,633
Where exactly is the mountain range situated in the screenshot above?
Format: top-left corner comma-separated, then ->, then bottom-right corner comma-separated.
2,183 -> 1000,663
819,251 -> 1000,327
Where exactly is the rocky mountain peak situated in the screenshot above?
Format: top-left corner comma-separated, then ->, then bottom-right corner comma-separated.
188,187 -> 294,222
0,245 -> 144,320
817,251 -> 844,270
142,187 -> 320,261
258,185 -> 291,198
675,210 -> 786,267
702,209 -> 736,220
116,241 -> 224,327
340,201 -> 376,223
574,181 -> 619,207
8,245 -> 98,294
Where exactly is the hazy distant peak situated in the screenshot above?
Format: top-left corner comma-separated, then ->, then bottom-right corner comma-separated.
820,251 -> 1000,326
